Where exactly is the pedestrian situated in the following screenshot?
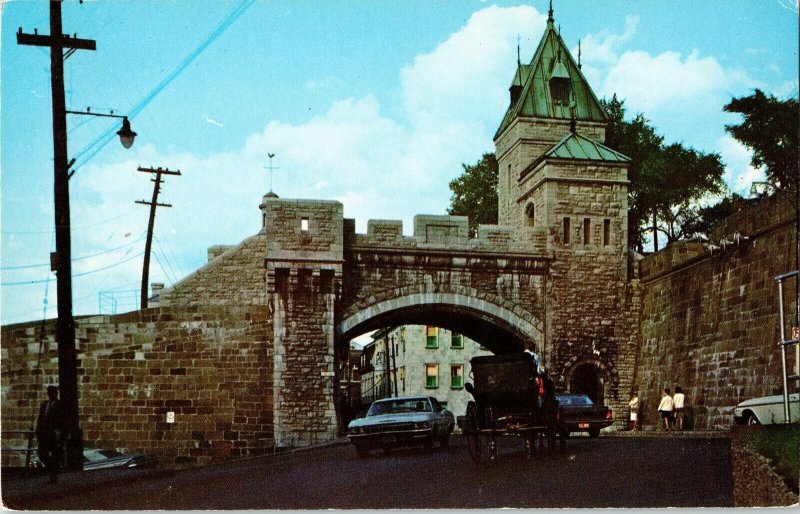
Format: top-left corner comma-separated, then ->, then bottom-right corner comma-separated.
673,387 -> 685,430
628,392 -> 639,431
36,385 -> 66,483
657,388 -> 673,431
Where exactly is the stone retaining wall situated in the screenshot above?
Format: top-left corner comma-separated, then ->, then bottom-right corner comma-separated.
636,192 -> 797,429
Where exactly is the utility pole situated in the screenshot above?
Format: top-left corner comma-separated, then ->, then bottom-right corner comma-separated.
136,166 -> 181,309
17,1 -> 97,472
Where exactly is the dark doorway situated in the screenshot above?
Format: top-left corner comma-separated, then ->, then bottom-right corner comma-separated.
570,363 -> 603,404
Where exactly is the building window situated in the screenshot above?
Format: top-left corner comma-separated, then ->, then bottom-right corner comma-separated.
425,364 -> 439,389
451,332 -> 464,349
603,219 -> 611,246
563,217 -> 571,244
426,326 -> 438,348
583,218 -> 590,245
525,202 -> 535,227
300,217 -> 309,232
450,365 -> 464,389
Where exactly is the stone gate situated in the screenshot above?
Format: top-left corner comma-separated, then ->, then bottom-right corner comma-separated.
2,8 -> 642,466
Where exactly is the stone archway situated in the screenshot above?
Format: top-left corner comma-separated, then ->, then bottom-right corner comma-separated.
338,292 -> 544,355
563,356 -> 619,406
569,363 -> 603,404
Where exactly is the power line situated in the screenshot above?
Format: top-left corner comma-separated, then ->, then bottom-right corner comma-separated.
153,234 -> 179,284
2,252 -> 144,286
70,0 -> 257,172
2,235 -> 145,270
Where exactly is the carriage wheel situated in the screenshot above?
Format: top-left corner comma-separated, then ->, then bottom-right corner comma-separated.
466,402 -> 489,464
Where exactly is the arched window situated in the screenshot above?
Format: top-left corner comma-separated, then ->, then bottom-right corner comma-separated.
524,202 -> 536,227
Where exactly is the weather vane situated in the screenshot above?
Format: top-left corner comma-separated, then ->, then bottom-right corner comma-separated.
265,153 -> 279,194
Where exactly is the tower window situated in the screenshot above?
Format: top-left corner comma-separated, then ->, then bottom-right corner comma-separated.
300,217 -> 309,232
549,77 -> 571,105
525,202 -> 535,227
603,219 -> 611,246
583,218 -> 591,245
563,217 -> 571,244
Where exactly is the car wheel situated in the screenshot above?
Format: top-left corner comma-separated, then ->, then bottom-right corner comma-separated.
589,428 -> 600,438
747,414 -> 760,425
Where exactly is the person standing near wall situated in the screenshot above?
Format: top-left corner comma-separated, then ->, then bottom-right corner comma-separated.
672,387 -> 685,431
657,388 -> 673,431
36,385 -> 66,483
628,392 -> 639,431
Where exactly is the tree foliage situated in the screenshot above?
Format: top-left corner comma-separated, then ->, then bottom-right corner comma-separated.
602,95 -> 726,251
448,152 -> 498,235
724,89 -> 799,193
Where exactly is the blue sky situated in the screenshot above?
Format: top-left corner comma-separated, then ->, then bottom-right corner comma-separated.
2,0 -> 798,326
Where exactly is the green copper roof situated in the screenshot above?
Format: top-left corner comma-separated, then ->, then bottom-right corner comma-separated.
544,132 -> 631,163
496,18 -> 608,138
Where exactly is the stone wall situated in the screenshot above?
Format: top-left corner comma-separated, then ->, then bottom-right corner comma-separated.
1,306 -> 273,469
636,192 -> 797,429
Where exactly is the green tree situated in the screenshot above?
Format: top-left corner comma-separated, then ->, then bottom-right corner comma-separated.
602,96 -> 726,251
448,152 -> 498,235
724,89 -> 799,192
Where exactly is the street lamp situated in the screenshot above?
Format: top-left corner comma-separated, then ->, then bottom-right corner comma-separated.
65,108 -> 137,149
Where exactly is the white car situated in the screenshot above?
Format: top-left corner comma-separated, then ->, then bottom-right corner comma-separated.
733,393 -> 800,425
347,396 -> 455,457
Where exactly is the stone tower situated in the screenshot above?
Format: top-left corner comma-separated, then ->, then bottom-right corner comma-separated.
494,5 -> 635,407
260,194 -> 344,446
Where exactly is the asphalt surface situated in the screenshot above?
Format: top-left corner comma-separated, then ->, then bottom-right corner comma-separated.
3,433 -> 733,509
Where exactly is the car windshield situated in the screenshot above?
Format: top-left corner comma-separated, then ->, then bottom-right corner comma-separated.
559,395 -> 594,406
367,399 -> 430,416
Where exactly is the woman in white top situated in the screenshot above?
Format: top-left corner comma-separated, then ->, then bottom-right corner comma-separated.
657,388 -> 673,431
628,393 -> 639,431
672,387 -> 685,430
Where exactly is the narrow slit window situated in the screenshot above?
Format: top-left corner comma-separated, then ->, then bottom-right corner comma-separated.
300,217 -> 309,232
583,218 -> 591,245
563,217 -> 571,244
603,219 -> 611,246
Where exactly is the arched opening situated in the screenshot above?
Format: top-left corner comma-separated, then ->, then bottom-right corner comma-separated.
569,362 -> 603,404
340,296 -> 542,356
337,293 -> 545,433
524,202 -> 536,227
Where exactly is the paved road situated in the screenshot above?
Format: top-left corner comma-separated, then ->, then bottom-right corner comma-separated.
7,435 -> 733,509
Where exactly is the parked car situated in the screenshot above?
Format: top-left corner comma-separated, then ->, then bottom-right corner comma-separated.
82,448 -> 157,471
347,396 -> 455,457
733,393 -> 800,425
556,394 -> 614,438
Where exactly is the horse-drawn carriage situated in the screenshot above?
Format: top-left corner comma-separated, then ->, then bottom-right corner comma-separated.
463,352 -> 562,463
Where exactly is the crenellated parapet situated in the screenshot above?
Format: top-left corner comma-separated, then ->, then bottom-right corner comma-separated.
347,214 -> 549,255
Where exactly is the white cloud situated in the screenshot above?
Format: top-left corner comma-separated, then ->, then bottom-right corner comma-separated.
601,49 -> 754,113
400,5 -> 545,130
716,135 -> 766,195
577,15 -> 639,68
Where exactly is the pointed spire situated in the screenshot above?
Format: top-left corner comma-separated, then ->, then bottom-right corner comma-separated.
548,0 -> 554,23
578,39 -> 582,69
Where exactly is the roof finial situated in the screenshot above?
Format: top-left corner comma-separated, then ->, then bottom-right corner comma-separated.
548,0 -> 554,23
578,39 -> 582,69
